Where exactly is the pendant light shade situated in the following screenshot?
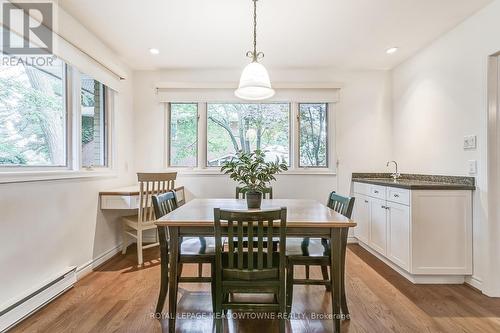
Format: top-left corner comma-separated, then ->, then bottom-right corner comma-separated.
235,0 -> 274,101
235,62 -> 275,100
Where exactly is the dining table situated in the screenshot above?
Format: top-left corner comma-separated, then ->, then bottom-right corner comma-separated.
155,198 -> 356,333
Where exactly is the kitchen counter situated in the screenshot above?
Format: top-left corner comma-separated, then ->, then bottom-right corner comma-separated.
352,173 -> 475,190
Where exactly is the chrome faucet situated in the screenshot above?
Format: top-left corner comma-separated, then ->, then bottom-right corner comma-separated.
386,161 -> 401,180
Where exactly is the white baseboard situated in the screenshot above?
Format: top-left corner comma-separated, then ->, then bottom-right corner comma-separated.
357,241 -> 468,284
1,242 -> 126,332
465,276 -> 483,291
347,237 -> 358,244
76,242 -> 123,280
0,267 -> 77,332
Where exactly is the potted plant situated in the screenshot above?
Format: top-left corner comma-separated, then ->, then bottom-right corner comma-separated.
221,150 -> 288,209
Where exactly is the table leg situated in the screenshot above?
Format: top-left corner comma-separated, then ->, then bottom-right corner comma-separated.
156,226 -> 169,316
168,227 -> 179,333
340,228 -> 350,318
330,228 -> 343,333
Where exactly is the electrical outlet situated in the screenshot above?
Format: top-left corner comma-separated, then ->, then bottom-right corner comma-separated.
464,135 -> 477,150
468,160 -> 477,175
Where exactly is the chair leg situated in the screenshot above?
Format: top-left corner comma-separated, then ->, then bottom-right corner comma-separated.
211,263 -> 216,312
137,229 -> 143,266
340,229 -> 350,317
223,293 -> 229,315
215,284 -> 223,333
121,224 -> 128,254
286,262 -> 293,314
156,256 -> 169,316
177,263 -> 183,279
305,265 -> 310,279
321,265 -> 331,291
279,271 -> 286,333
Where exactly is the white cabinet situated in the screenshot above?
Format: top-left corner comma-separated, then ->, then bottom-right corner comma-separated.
387,201 -> 410,271
369,198 -> 388,255
351,181 -> 472,284
353,194 -> 370,244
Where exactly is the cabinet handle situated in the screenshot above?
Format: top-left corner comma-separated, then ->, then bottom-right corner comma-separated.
381,205 -> 386,209
386,206 -> 390,210
364,200 -> 369,203
394,194 -> 400,198
374,190 -> 379,194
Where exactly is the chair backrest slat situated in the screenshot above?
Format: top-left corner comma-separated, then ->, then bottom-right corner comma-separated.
267,219 -> 273,268
248,220 -> 254,269
257,220 -> 264,270
228,220 -> 234,269
237,221 -> 244,269
235,187 -> 273,199
327,191 -> 355,219
137,172 -> 176,223
214,208 -> 287,273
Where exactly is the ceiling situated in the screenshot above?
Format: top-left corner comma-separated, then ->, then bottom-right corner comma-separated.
59,0 -> 492,71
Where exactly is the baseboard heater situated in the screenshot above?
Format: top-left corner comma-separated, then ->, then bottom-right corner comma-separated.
0,266 -> 77,332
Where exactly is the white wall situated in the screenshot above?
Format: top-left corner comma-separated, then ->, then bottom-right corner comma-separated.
392,0 -> 500,295
0,7 -> 136,308
133,68 -> 393,202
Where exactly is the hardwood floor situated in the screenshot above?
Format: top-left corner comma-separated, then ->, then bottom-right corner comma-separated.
11,244 -> 500,333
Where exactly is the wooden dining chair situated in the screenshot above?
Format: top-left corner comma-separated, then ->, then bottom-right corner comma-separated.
235,186 -> 277,251
120,172 -> 176,265
235,186 -> 273,199
152,191 -> 216,315
214,207 -> 287,333
286,191 -> 355,316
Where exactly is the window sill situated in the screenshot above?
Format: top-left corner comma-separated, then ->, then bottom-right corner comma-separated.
0,169 -> 118,184
167,168 -> 337,176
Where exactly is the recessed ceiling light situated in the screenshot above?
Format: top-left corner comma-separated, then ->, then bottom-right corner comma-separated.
386,47 -> 399,55
149,48 -> 160,55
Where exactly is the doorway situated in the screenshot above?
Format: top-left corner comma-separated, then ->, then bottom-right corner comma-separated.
486,53 -> 500,296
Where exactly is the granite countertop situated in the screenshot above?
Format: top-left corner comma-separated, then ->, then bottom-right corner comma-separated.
351,173 -> 475,190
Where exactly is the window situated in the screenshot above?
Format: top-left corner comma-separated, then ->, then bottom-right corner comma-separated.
169,103 -> 198,167
299,103 -> 328,167
207,103 -> 290,166
0,54 -> 67,167
166,101 -> 334,173
81,74 -> 107,167
0,26 -> 115,181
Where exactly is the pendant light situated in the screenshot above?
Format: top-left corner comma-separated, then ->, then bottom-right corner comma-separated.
235,0 -> 275,100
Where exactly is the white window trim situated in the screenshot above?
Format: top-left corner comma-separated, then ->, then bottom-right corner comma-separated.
0,67 -> 117,184
164,101 -> 337,176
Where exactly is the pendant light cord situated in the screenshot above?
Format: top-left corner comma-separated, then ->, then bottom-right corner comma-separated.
253,0 -> 257,60
247,0 -> 264,62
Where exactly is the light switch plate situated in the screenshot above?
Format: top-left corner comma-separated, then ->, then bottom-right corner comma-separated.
464,135 -> 477,150
468,160 -> 477,174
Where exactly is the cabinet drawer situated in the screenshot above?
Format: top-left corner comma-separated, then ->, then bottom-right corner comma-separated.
369,185 -> 387,200
387,188 -> 410,205
353,182 -> 371,196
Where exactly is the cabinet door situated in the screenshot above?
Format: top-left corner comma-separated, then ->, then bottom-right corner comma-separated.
387,201 -> 410,270
369,198 -> 387,255
353,194 -> 370,244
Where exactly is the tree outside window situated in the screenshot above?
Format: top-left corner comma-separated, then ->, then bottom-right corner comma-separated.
207,103 -> 289,166
0,55 -> 66,166
299,103 -> 328,167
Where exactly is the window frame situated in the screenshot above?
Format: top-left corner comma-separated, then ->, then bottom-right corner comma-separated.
79,75 -> 109,169
205,102 -> 292,168
297,102 -> 329,169
165,101 -> 336,175
166,102 -> 199,168
0,61 -> 116,182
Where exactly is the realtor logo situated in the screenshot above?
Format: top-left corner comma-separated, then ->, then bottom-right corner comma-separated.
2,2 -> 53,54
